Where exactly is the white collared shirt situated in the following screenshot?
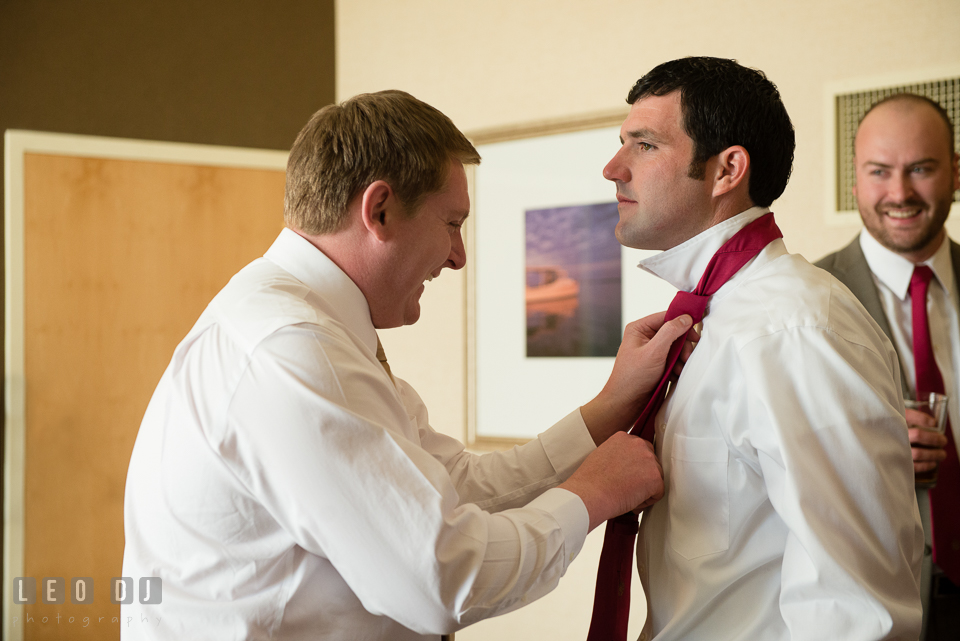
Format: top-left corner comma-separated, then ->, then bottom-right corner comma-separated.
860,230 -> 960,460
121,228 -> 594,640
637,209 -> 923,641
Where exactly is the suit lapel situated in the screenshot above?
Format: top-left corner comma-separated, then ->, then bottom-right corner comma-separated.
950,240 -> 960,317
831,240 -> 896,338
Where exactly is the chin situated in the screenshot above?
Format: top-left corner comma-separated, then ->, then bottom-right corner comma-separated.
402,305 -> 421,326
614,223 -> 636,248
616,227 -> 650,250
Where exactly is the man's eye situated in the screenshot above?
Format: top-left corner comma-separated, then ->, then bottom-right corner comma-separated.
638,142 -> 654,151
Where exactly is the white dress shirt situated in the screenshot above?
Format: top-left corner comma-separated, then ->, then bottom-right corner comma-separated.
636,208 -> 924,641
860,229 -> 960,459
121,228 -> 596,640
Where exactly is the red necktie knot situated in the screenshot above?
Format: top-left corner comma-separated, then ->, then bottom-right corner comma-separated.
667,290 -> 709,324
912,264 -> 934,292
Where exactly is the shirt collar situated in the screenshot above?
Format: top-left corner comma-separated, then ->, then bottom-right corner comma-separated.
637,206 -> 771,291
264,227 -> 378,353
859,229 -> 952,302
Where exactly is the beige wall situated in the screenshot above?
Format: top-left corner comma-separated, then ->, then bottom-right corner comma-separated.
336,1 -> 960,638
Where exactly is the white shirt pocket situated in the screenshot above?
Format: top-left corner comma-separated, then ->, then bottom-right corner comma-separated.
667,434 -> 730,559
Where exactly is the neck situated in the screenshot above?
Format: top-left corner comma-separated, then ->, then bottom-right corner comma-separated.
685,199 -> 761,248
291,225 -> 385,319
711,193 -> 756,225
294,227 -> 360,279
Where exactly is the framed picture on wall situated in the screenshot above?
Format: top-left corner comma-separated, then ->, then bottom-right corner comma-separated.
466,113 -> 679,446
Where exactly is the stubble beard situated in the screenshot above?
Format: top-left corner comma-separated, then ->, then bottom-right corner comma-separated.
864,197 -> 953,257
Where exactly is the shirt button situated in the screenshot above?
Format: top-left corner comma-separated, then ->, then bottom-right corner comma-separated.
638,563 -> 645,575
639,633 -> 647,641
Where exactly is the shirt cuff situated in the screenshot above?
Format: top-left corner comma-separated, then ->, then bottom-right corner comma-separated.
527,487 -> 590,570
538,408 -> 597,480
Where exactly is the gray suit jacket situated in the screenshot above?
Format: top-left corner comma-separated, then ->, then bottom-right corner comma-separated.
815,234 -> 960,398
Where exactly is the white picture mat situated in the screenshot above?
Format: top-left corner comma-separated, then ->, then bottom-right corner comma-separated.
474,126 -> 677,439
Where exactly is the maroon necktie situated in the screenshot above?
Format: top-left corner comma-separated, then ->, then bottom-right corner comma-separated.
910,265 -> 960,583
586,213 -> 783,641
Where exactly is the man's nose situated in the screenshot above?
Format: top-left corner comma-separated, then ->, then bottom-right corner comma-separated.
446,230 -> 466,270
888,172 -> 916,203
603,149 -> 629,183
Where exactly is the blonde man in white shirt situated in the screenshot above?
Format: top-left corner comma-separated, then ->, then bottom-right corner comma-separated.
817,94 -> 960,640
121,89 -> 696,640
604,57 -> 923,640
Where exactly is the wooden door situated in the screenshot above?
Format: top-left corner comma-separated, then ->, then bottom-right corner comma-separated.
6,132 -> 286,640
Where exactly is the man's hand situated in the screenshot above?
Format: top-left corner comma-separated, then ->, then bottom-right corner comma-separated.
905,407 -> 947,474
581,312 -> 696,445
558,431 -> 664,531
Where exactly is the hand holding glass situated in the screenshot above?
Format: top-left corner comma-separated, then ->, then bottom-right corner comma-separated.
905,392 -> 949,487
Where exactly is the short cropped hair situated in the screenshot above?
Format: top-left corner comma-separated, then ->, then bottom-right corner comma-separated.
284,90 -> 481,235
627,57 -> 795,208
860,93 -> 956,156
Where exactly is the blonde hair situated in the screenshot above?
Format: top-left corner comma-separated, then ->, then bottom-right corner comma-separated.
284,90 -> 481,234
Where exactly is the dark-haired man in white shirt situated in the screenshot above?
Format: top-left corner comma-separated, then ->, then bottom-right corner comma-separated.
604,57 -> 922,641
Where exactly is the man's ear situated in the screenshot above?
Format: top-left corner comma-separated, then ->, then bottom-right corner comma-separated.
359,180 -> 397,241
711,146 -> 750,198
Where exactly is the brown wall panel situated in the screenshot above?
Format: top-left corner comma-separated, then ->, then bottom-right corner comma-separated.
21,152 -> 284,639
0,2 -> 335,150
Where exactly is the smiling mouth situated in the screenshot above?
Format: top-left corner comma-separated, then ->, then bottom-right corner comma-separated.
881,200 -> 926,220
883,208 -> 923,220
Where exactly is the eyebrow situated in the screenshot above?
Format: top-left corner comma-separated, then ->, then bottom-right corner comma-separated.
621,128 -> 665,145
862,157 -> 940,169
